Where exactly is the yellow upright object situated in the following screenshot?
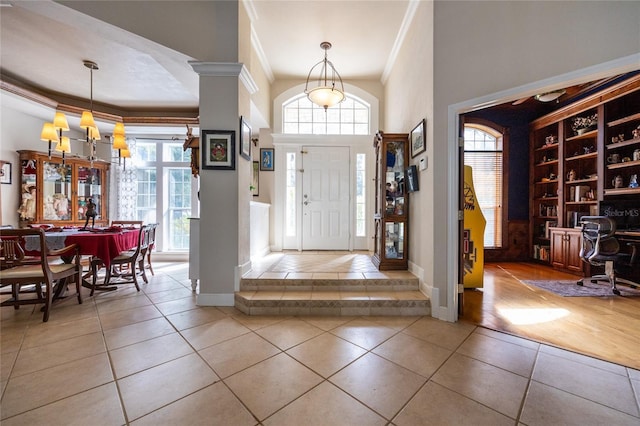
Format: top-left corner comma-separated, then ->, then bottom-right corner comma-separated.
463,165 -> 486,288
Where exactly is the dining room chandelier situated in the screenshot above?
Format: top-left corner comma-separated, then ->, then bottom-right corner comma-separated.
39,60 -> 130,166
304,41 -> 345,111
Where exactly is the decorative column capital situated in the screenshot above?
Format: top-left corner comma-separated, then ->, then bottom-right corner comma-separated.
188,61 -> 258,95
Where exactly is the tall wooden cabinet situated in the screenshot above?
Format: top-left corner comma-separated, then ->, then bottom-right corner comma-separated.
529,74 -> 640,273
372,131 -> 409,270
18,150 -> 110,227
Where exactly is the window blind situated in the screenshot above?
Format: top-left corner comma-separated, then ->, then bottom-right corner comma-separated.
464,151 -> 503,248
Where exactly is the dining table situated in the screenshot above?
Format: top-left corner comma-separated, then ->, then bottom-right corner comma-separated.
23,227 -> 140,293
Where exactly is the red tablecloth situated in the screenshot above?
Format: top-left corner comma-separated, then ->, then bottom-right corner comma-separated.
24,229 -> 139,267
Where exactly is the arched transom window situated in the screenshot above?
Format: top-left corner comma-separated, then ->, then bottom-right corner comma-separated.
283,94 -> 370,135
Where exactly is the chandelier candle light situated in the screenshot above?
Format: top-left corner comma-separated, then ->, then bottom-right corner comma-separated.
304,41 -> 345,111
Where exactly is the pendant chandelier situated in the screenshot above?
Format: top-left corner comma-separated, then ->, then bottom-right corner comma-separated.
39,60 -> 130,166
304,41 -> 345,111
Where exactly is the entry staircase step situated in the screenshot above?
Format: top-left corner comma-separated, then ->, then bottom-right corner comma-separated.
235,274 -> 430,316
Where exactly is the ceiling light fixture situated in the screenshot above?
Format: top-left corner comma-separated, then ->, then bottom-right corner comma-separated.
534,89 -> 566,103
304,41 -> 345,111
39,60 -> 129,167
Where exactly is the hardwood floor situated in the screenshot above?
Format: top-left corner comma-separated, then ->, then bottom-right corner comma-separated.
460,262 -> 640,370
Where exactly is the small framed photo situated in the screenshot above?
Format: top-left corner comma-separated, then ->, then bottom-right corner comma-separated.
252,161 -> 260,196
201,130 -> 235,170
0,161 -> 11,184
260,148 -> 274,171
240,116 -> 251,161
410,119 -> 426,158
406,165 -> 419,192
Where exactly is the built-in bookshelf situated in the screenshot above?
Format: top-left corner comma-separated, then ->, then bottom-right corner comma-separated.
529,74 -> 640,272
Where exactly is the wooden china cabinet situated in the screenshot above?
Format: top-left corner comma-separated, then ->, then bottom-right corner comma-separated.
372,131 -> 410,270
17,150 -> 110,227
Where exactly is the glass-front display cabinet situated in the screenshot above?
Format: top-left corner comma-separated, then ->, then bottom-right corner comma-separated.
372,131 -> 409,270
18,150 -> 110,227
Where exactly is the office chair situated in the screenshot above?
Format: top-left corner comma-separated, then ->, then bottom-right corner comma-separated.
577,216 -> 639,295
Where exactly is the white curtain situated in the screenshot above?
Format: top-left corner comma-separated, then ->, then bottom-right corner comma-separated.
109,138 -> 138,220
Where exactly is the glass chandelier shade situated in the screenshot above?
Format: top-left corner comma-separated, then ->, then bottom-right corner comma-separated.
304,42 -> 345,111
55,136 -> 71,154
112,134 -> 127,150
55,136 -> 71,165
53,112 -> 69,132
40,122 -> 59,142
40,122 -> 59,158
80,111 -> 97,130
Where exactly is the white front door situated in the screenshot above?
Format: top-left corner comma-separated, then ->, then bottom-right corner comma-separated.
301,146 -> 350,250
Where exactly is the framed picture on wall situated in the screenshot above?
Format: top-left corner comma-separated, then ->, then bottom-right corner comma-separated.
240,116 -> 252,161
0,161 -> 11,184
410,119 -> 426,158
201,130 -> 235,170
260,148 -> 274,171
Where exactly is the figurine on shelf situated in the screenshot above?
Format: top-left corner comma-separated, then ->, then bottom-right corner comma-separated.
632,126 -> 640,139
629,174 -> 639,189
566,169 -> 576,181
18,183 -> 36,220
612,175 -> 624,189
83,198 -> 97,228
583,145 -> 594,154
611,134 -> 625,144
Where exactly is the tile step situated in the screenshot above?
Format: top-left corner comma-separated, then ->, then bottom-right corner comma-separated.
240,277 -> 420,291
234,290 -> 430,316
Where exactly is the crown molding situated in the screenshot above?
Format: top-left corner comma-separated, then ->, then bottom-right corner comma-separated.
1,75 -> 199,126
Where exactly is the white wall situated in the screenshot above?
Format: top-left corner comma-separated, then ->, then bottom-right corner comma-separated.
383,0 -> 435,303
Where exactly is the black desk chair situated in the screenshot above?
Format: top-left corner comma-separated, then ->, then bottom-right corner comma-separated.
577,216 -> 639,295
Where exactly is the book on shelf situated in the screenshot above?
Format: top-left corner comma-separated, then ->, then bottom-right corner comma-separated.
569,185 -> 590,202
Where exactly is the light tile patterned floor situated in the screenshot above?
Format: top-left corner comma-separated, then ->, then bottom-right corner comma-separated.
1,259 -> 639,425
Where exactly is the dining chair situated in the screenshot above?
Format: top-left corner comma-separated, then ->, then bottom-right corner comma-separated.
0,228 -> 82,322
110,220 -> 143,228
145,223 -> 158,275
89,225 -> 150,295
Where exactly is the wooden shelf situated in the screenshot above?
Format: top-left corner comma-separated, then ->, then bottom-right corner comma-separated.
535,143 -> 559,152
565,152 -> 597,162
607,159 -> 640,169
606,137 -> 640,150
535,179 -> 558,185
604,187 -> 640,196
566,129 -> 597,141
534,196 -> 558,201
608,112 -> 640,127
565,177 -> 598,184
535,159 -> 558,166
565,201 -> 598,205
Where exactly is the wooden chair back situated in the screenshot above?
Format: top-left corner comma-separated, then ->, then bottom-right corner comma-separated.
0,228 -> 82,322
90,225 -> 151,294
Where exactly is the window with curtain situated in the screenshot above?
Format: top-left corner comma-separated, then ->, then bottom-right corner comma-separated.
464,124 -> 503,248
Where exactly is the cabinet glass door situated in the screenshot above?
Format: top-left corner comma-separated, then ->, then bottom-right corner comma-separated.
77,166 -> 102,221
385,141 -> 406,216
42,162 -> 72,221
384,221 -> 404,259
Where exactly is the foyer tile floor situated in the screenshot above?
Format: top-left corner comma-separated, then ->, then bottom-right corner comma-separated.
1,258 -> 639,425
